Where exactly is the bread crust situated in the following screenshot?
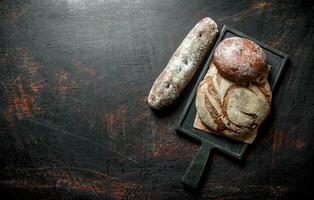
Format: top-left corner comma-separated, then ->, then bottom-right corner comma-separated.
148,17 -> 218,109
213,37 -> 267,83
195,63 -> 271,137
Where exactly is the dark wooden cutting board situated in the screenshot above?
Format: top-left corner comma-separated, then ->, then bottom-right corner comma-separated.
176,25 -> 289,189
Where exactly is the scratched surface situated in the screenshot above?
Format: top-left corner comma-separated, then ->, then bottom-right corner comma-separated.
0,0 -> 313,199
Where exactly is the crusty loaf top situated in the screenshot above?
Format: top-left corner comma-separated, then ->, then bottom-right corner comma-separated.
195,63 -> 272,137
213,37 -> 267,83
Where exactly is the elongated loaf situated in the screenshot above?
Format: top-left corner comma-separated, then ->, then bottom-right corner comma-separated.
148,17 -> 218,109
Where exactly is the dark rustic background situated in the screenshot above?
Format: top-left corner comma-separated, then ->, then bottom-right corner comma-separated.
0,0 -> 313,199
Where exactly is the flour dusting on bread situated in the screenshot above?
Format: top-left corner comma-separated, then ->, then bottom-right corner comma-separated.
148,17 -> 218,109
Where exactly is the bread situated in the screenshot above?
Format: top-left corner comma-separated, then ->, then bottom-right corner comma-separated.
148,17 -> 218,109
195,63 -> 271,137
213,37 -> 267,83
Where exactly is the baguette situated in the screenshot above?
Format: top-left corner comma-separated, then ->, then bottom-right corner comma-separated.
148,17 -> 218,109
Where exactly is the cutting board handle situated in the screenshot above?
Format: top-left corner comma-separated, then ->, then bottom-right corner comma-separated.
182,142 -> 213,189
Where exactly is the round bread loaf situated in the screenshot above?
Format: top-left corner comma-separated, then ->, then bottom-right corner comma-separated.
213,37 -> 267,83
195,63 -> 271,137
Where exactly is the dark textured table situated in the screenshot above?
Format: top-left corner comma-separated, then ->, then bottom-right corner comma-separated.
0,0 -> 313,199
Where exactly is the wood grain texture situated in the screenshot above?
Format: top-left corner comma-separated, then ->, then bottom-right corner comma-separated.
0,0 -> 313,199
